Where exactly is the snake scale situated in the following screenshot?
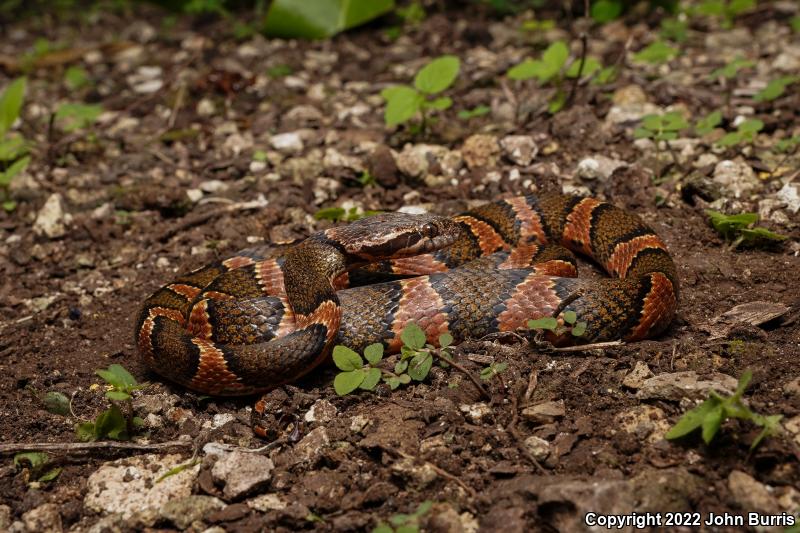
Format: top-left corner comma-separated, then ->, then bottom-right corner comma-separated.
136,193 -> 678,399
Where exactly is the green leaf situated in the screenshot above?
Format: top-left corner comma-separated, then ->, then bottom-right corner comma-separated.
263,0 -> 395,39
792,15 -> 800,33
94,405 -> 128,440
527,317 -> 558,331
665,397 -> 721,440
0,77 -> 26,137
662,111 -> 689,131
106,390 -> 131,401
408,352 -> 433,381
571,321 -> 587,337
414,55 -> 460,94
332,345 -> 363,371
457,105 -> 490,120
314,206 -> 346,221
359,367 -> 382,390
96,364 -> 137,390
363,343 -> 384,365
438,332 -> 453,348
547,90 -> 566,114
660,17 -> 688,42
750,414 -> 783,450
633,41 -> 678,64
42,391 -> 70,416
0,155 -> 30,187
38,467 -> 62,482
565,57 -> 601,79
425,96 -> 452,111
373,524 -> 394,533
541,41 -> 569,71
400,323 -> 427,350
590,0 -> 622,23
562,310 -> 577,325
716,132 -> 742,147
14,452 -> 48,469
0,134 -> 28,162
594,66 -> 617,85
754,77 -> 798,103
381,85 -> 423,126
633,127 -> 652,139
701,404 -> 724,443
737,118 -> 763,134
2,200 -> 17,212
398,373 -> 411,384
385,377 -> 401,390
75,421 -> 96,442
334,369 -> 366,395
710,57 -> 754,79
55,102 -> 102,132
507,58 -> 543,81
694,110 -> 722,136
395,359 -> 408,374
64,66 -> 90,91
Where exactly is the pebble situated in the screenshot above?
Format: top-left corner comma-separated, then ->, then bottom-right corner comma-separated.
395,144 -> 462,182
292,427 -> 330,464
390,457 -> 438,488
521,400 -> 566,424
459,402 -> 493,424
304,399 -> 338,424
614,405 -> 669,443
127,65 -> 163,94
247,493 -> 288,512
712,160 -> 758,198
461,134 -> 500,169
323,147 -> 364,172
777,182 -> 800,213
159,495 -> 225,530
576,155 -> 627,181
270,132 -> 304,154
523,436 -> 551,461
211,450 -> 275,500
350,415 -> 370,434
636,371 -> 738,401
186,189 -> 204,202
606,85 -> 661,125
85,454 -> 200,519
500,135 -> 539,166
21,503 -> 62,533
727,471 -> 780,514
33,193 -> 72,239
199,179 -> 228,193
622,361 -> 654,389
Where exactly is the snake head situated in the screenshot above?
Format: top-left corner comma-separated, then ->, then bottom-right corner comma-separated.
330,212 -> 461,261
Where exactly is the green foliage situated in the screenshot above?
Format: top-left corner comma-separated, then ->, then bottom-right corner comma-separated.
457,105 -> 490,120
590,0 -> 622,23
754,76 -> 798,103
381,55 -> 460,128
373,500 -> 433,533
634,112 -> 689,142
55,103 -> 103,132
660,17 -> 688,42
266,64 -> 293,79
263,0 -> 395,39
715,118 -> 763,147
76,364 -> 145,442
528,311 -> 587,338
689,0 -> 756,28
706,210 -> 787,248
332,344 -> 384,395
42,391 -> 71,416
396,0 -> 425,25
13,452 -> 62,484
665,370 -> 783,449
792,15 -> 800,33
693,110 -> 722,136
314,206 -> 381,222
709,56 -> 754,80
775,136 -> 800,154
0,77 -> 29,213
64,66 -> 91,91
479,361 -> 508,381
632,40 -> 678,64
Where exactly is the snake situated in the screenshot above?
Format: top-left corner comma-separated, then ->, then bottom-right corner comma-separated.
136,193 -> 678,401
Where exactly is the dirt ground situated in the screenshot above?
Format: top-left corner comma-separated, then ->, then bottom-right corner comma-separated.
1,2 -> 799,532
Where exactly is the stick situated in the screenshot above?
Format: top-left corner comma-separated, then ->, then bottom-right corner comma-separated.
550,340 -> 623,352
507,387 -> 547,474
0,439 -> 192,455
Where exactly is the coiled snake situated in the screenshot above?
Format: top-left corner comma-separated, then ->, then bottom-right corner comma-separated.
136,194 -> 678,400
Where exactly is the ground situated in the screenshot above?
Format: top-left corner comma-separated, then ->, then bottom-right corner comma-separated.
0,2 -> 799,532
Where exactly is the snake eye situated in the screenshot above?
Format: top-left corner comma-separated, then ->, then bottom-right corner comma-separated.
421,222 -> 436,238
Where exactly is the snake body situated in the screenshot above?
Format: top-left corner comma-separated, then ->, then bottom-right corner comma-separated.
136,194 -> 678,396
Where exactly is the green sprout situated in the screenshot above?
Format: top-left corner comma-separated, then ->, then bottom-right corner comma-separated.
715,118 -> 763,148
373,500 -> 433,533
13,452 -> 62,484
528,310 -> 587,338
632,40 -> 678,65
705,210 -> 787,248
754,76 -> 799,103
75,364 -> 145,442
0,77 -> 29,212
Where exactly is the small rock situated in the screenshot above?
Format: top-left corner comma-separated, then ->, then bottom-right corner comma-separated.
367,145 -> 399,187
523,436 -> 551,461
304,399 -> 338,424
350,415 -> 370,434
247,493 -> 287,512
576,155 -> 627,181
127,66 -> 163,94
85,454 -> 199,519
0,505 -> 10,531
777,182 -> 800,213
292,427 -> 329,464
622,361 -> 654,389
395,144 -> 462,181
199,180 -> 228,193
636,371 -> 738,401
728,471 -> 780,514
285,105 -> 323,126
186,189 -> 203,202
210,413 -> 236,428
159,495 -> 225,530
133,392 -> 180,416
500,135 -> 538,166
22,503 -> 61,533
461,134 -> 500,169
197,98 -> 216,116
784,377 -> 800,397
459,402 -> 492,424
521,400 -> 566,424
606,85 -> 661,125
712,160 -> 758,198
323,147 -> 363,172
270,132 -> 304,154
211,450 -> 275,500
773,45 -> 800,72
33,193 -> 72,238
612,84 -> 648,105
390,457 -> 438,489
614,405 -> 669,443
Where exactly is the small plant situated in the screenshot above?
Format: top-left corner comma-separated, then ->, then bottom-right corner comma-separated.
754,76 -> 799,103
0,77 -> 29,212
715,118 -> 763,147
590,0 -> 622,23
380,55 -> 460,130
13,452 -> 62,484
357,170 -> 376,186
75,364 -> 145,442
709,56 -> 754,81
634,112 -> 689,180
332,324 -> 455,395
480,361 -> 508,381
792,15 -> 800,33
395,0 -> 425,26
705,210 -> 786,248
55,102 -> 103,133
457,105 -> 491,120
775,136 -> 800,154
373,500 -> 433,533
665,370 -> 783,449
64,66 -> 91,91
693,110 -> 723,136
528,310 -> 587,338
660,17 -> 689,43
266,64 -> 292,79
314,206 -> 381,222
632,40 -> 678,65
690,0 -> 756,29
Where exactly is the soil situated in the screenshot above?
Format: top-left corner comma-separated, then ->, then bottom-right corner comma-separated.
0,2 -> 799,532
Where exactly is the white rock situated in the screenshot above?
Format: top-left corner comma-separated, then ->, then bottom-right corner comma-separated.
197,98 -> 216,116
223,132 -> 253,156
159,495 -> 225,530
500,135 -> 539,166
777,183 -> 800,213
614,405 -> 670,443
728,471 -> 780,513
270,132 -> 304,154
350,415 -> 370,433
199,180 -> 228,193
521,400 -> 566,423
712,160 -> 758,198
211,450 -> 274,500
576,155 -> 627,181
304,399 -> 338,424
459,402 -> 493,424
323,148 -> 364,172
85,454 -> 200,519
211,413 -> 236,428
127,66 -> 163,94
33,193 -> 72,238
462,134 -> 500,169
523,436 -> 551,461
636,371 -> 738,401
397,205 -> 430,215
292,427 -> 330,464
247,493 -> 288,512
186,189 -> 203,202
22,503 -> 61,533
396,144 -> 462,180
622,361 -> 653,389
